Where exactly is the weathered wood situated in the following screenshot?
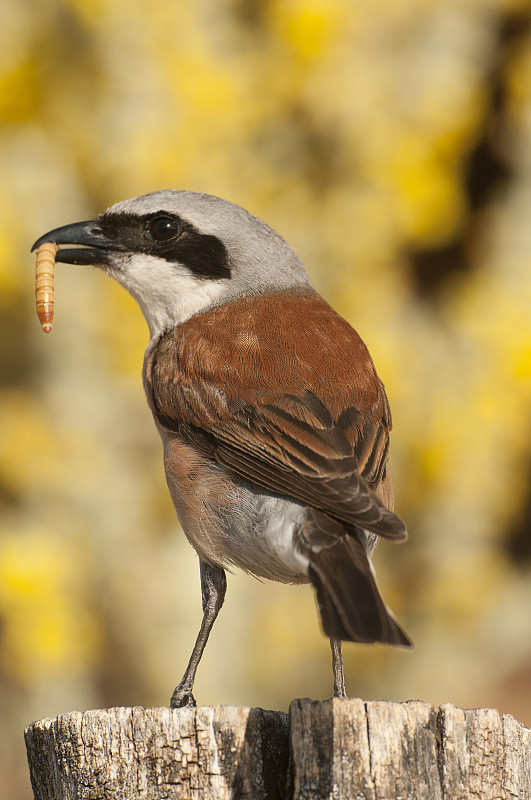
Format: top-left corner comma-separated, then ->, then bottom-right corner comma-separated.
25,700 -> 531,800
290,698 -> 531,799
25,705 -> 290,800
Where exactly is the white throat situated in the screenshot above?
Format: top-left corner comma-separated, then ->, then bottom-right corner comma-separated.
109,254 -> 228,338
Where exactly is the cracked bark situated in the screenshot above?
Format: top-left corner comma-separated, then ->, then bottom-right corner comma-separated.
25,700 -> 531,800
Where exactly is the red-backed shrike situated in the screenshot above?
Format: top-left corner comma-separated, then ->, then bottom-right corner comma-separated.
33,191 -> 410,706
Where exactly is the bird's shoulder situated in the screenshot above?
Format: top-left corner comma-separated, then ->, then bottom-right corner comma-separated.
146,290 -> 387,427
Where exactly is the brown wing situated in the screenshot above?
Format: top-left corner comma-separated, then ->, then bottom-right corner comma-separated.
147,292 -> 406,541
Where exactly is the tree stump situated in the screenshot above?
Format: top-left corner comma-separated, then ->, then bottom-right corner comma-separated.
25,699 -> 531,800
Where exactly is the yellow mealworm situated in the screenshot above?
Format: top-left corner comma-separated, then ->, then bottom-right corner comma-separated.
35,242 -> 58,333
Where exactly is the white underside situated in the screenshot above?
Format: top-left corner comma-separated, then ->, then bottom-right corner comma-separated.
210,484 -> 311,584
183,477 -> 310,584
234,489 -> 310,582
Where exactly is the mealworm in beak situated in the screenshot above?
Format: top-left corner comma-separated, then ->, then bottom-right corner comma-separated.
35,242 -> 58,333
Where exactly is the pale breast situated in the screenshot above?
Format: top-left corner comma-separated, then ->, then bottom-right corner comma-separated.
162,432 -> 310,584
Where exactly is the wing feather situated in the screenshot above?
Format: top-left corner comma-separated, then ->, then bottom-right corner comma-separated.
146,292 -> 407,541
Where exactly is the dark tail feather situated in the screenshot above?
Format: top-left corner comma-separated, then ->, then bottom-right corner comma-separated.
302,512 -> 411,646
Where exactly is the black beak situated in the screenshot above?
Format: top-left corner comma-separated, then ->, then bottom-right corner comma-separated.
31,220 -> 120,266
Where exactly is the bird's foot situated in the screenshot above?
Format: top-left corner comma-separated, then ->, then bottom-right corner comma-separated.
170,683 -> 197,708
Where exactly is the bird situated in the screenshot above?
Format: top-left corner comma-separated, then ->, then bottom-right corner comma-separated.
32,190 -> 411,707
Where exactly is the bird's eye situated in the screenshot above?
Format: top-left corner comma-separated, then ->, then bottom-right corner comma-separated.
148,216 -> 181,242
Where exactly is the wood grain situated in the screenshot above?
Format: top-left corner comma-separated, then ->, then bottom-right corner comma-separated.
25,700 -> 531,800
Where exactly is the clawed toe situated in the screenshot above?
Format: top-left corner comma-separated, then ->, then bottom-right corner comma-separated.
170,685 -> 197,708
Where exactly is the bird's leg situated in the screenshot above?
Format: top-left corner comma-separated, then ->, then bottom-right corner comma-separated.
330,637 -> 347,698
170,561 -> 227,708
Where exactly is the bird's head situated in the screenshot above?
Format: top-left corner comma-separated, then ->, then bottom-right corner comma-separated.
32,190 -> 312,338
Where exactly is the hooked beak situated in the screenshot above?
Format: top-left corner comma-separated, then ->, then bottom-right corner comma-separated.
31,220 -> 121,266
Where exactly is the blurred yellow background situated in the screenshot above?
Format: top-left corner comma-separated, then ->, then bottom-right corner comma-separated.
2,0 -> 531,796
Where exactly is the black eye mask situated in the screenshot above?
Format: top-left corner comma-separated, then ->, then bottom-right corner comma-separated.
96,211 -> 232,280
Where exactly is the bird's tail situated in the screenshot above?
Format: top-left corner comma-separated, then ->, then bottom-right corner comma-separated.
300,508 -> 411,646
